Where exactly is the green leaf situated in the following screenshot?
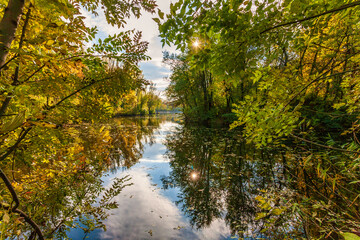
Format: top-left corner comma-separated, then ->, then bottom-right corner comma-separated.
152,18 -> 160,24
341,233 -> 360,240
158,9 -> 164,19
255,212 -> 267,220
271,208 -> 284,215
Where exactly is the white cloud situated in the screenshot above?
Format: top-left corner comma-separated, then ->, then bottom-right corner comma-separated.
151,78 -> 169,89
80,1 -> 180,96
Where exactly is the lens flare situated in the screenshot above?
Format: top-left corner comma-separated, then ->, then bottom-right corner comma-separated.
191,172 -> 198,180
192,40 -> 200,48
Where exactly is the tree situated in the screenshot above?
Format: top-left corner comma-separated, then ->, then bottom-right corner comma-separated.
158,0 -> 360,237
0,0 -> 158,238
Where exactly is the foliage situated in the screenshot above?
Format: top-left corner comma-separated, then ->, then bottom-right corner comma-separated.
0,0 -> 159,238
158,0 -> 360,238
0,114 -> 168,239
163,124 -> 360,239
115,84 -> 163,116
159,0 -> 360,141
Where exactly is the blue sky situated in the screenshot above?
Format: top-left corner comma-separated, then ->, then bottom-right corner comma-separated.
81,1 -> 178,98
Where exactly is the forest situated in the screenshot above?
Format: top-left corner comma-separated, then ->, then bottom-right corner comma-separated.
0,0 -> 359,239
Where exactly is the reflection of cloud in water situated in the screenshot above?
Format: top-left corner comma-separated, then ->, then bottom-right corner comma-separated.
101,168 -> 185,239
141,152 -> 168,163
101,167 -> 232,240
197,219 -> 232,240
140,158 -> 169,163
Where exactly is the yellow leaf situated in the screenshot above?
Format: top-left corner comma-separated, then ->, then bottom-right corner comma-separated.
46,40 -> 55,45
3,212 -> 10,223
271,208 -> 284,215
255,212 -> 267,220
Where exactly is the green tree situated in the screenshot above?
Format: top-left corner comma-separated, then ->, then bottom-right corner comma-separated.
159,0 -> 360,237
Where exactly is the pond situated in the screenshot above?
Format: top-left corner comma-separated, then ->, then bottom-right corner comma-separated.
69,115 -> 241,239
63,114 -> 358,240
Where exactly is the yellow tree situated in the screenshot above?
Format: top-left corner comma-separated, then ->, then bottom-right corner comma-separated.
0,0 -> 157,238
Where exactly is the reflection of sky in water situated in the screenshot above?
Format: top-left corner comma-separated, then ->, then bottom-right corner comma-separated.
68,120 -> 233,240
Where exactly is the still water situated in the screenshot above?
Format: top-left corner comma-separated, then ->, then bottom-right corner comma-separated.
68,115 -> 239,239
65,114 -> 335,239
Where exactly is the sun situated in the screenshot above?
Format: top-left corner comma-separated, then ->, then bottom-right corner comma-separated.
192,40 -> 200,48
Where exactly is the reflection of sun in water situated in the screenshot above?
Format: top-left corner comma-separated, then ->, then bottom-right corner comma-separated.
191,172 -> 198,180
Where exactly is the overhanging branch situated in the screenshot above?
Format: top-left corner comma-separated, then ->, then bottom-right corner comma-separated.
261,1 -> 360,34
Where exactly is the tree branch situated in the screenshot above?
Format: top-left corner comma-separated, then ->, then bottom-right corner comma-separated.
0,127 -> 32,162
282,67 -> 360,111
0,202 -> 44,240
20,62 -> 47,84
0,5 -> 32,117
261,1 -> 360,34
0,168 -> 19,210
0,54 -> 17,71
290,133 -> 360,154
48,75 -> 114,111
0,0 -> 26,71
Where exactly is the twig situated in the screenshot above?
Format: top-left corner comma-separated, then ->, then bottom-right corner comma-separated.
0,166 -> 44,239
48,76 -> 114,111
0,202 -> 44,240
261,1 -> 360,34
0,127 -> 32,162
0,168 -> 19,210
290,133 -> 360,154
0,54 -> 17,71
282,67 -> 360,110
20,62 -> 47,84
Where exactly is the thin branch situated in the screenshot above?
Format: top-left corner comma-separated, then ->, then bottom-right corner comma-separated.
20,62 -> 47,84
48,76 -> 114,111
0,202 -> 44,240
282,67 -> 360,110
0,127 -> 32,162
0,168 -> 19,210
12,4 -> 31,87
290,133 -> 360,154
0,54 -> 17,71
261,1 -> 360,34
18,5 -> 31,51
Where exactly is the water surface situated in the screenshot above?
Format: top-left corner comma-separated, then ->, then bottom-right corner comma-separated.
67,114 -> 344,239
69,115 -> 238,239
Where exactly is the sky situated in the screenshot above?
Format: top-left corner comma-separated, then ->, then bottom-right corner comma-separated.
81,1 -> 178,98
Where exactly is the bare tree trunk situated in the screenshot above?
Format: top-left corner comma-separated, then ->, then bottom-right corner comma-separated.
0,0 -> 25,69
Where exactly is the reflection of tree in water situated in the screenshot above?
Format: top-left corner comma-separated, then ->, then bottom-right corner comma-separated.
162,126 -> 302,238
78,115 -> 169,172
0,115 -> 171,239
107,116 -> 168,170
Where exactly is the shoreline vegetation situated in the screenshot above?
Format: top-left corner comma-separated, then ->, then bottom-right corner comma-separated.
113,110 -> 181,117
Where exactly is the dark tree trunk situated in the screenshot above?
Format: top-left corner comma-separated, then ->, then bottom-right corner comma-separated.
0,0 -> 25,69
